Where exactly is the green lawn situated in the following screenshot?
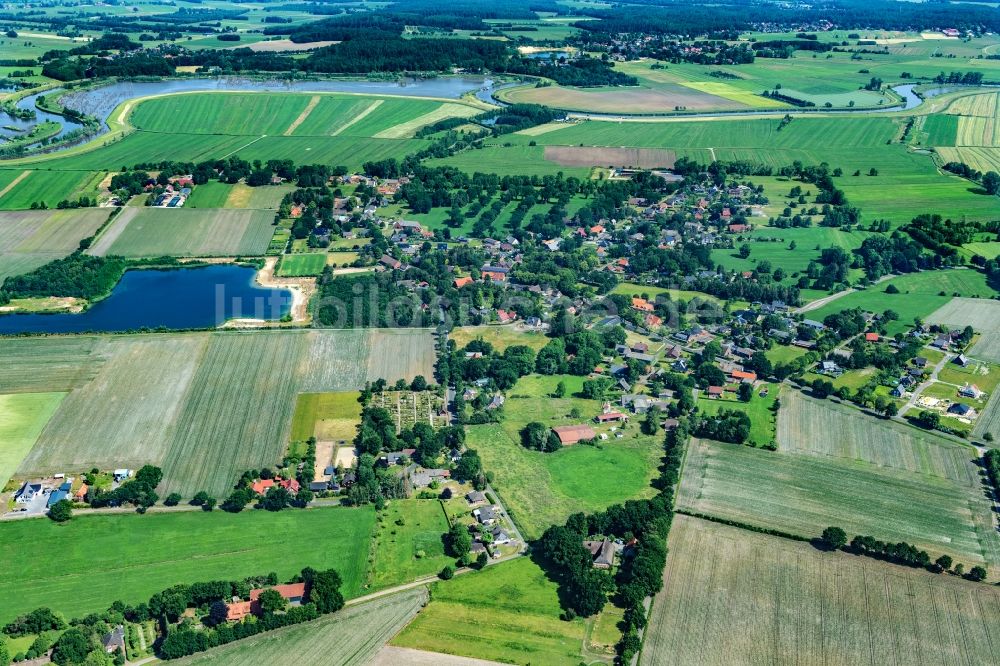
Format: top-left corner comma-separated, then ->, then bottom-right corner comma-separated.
697,383 -> 780,447
0,507 -> 377,625
0,392 -> 65,490
277,253 -> 327,277
471,374 -> 662,539
369,499 -> 453,590
183,181 -> 232,208
290,391 -> 362,442
393,557 -> 589,665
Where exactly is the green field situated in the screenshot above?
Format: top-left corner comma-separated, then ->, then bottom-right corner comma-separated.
0,169 -> 100,210
277,253 -> 327,277
173,588 -> 428,666
449,325 -> 550,352
641,515 -> 1000,666
0,507 -> 376,625
369,499 -> 453,590
88,207 -> 275,257
677,419 -> 1000,568
697,383 -> 779,447
0,392 -> 64,490
5,330 -> 435,497
471,374 -> 662,539
0,208 -> 109,283
393,557 -> 589,665
290,391 -> 362,442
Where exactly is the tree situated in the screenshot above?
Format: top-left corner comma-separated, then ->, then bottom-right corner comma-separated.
439,565 -> 455,580
738,244 -> 751,259
202,497 -> 217,512
737,382 -> 753,402
309,569 -> 345,613
190,491 -> 209,506
820,526 -> 847,551
914,410 -> 940,430
983,171 -> 1000,196
0,638 -> 9,666
642,407 -> 661,435
208,600 -> 230,626
520,421 -> 559,452
553,380 -> 566,398
48,499 -> 72,522
410,375 -> 428,391
581,377 -> 611,399
967,565 -> 987,582
261,486 -> 291,511
447,522 -> 472,558
257,589 -> 286,615
50,629 -> 90,666
164,492 -> 182,506
934,554 -> 952,573
476,551 -> 489,569
3,608 -> 66,637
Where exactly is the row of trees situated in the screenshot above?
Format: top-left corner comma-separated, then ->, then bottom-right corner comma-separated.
819,527 -> 988,581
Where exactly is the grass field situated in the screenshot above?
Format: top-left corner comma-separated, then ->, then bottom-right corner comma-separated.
927,297 -> 1000,363
0,392 -> 64,491
0,208 -> 109,283
449,325 -> 550,352
290,391 -> 362,442
0,169 -> 101,210
677,432 -> 999,568
277,253 -> 327,277
8,329 -> 435,497
393,557 -> 589,665
173,588 -> 428,666
88,207 -> 275,258
369,499 -> 452,591
0,506 -> 376,625
697,383 -> 779,447
471,374 -> 662,539
641,515 -> 1000,666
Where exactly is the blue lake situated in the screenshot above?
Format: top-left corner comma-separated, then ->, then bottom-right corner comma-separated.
0,265 -> 291,335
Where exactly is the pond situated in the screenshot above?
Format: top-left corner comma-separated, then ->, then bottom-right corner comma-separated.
0,264 -> 291,335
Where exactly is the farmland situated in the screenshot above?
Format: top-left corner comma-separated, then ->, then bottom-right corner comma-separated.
0,506 -> 376,625
393,557 -> 589,665
0,208 -> 109,282
641,515 -> 1000,666
470,374 -> 662,539
0,392 -> 64,491
677,433 -> 1000,568
927,297 -> 1000,363
88,207 -> 275,258
173,588 -> 428,666
0,169 -> 102,210
6,329 -> 435,497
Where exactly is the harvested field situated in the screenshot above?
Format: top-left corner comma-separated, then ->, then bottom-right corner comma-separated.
935,146 -> 1000,172
0,392 -> 64,491
500,83 -> 745,113
373,103 -> 480,139
544,145 -> 675,168
229,39 -> 340,53
927,297 -> 1000,362
676,437 -> 1000,568
0,336 -> 103,393
641,515 -> 1000,666
173,588 -> 427,666
0,208 -> 109,282
88,207 -> 275,258
367,329 -> 437,383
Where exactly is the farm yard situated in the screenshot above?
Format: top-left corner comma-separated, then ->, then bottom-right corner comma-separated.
641,515 -> 1000,666
677,433 -> 1000,569
3,329 -> 436,497
0,506 -> 376,625
392,557 -> 590,665
172,588 -> 428,666
87,207 -> 276,258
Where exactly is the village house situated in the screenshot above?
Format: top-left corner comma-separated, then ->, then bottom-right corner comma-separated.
583,538 -> 616,569
551,424 -> 597,445
251,476 -> 300,495
225,583 -> 307,622
473,505 -> 501,525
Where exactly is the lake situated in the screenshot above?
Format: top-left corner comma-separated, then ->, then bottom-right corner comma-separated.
0,265 -> 291,335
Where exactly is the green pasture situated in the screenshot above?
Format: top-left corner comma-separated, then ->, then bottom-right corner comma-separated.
277,253 -> 327,277
0,392 -> 64,490
370,499 -> 453,590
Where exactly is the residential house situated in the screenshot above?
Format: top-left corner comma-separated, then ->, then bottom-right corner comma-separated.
954,354 -> 970,367
15,482 -> 43,504
411,468 -> 451,488
454,276 -> 474,289
102,625 -> 126,655
473,505 -> 500,525
466,491 -> 487,505
631,297 -> 655,312
379,255 -> 402,270
959,384 -> 983,399
948,403 -> 977,418
706,386 -> 724,398
583,538 -> 616,569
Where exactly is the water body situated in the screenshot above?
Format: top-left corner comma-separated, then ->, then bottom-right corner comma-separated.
0,264 -> 291,335
0,88 -> 84,143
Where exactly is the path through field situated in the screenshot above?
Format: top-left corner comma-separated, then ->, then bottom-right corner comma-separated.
283,95 -> 321,135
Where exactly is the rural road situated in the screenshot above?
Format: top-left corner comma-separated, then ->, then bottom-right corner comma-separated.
897,352 -> 952,419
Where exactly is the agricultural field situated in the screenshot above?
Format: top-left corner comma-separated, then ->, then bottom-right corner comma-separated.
87,207 -> 275,258
641,515 -> 1000,666
392,557 -> 590,665
0,169 -> 103,210
0,392 -> 64,491
677,432 -> 1000,568
927,297 -> 1000,363
7,329 -> 435,497
0,506 -> 376,625
277,253 -> 327,277
449,325 -> 550,352
291,391 -> 362,443
470,374 -> 662,539
697,383 -> 779,447
173,588 -> 428,666
369,499 -> 452,590
0,208 -> 109,283
183,181 -> 291,210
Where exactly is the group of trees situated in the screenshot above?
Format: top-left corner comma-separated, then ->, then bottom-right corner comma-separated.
692,408 -> 751,444
88,465 -> 163,510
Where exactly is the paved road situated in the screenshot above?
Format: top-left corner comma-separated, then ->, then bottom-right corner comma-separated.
897,352 -> 952,419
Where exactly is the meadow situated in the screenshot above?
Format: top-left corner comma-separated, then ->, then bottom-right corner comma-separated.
0,506 -> 376,625
6,329 -> 435,497
369,499 -> 452,591
88,207 -> 275,258
641,515 -> 1000,666
0,392 -> 64,491
277,253 -> 327,277
677,435 -> 1000,568
173,588 -> 428,666
697,383 -> 779,447
392,557 -> 590,665
449,325 -> 550,352
0,169 -> 101,210
470,373 -> 662,539
0,208 -> 109,283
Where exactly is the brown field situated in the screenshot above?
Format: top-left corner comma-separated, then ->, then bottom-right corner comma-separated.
927,297 -> 1000,363
228,39 -> 340,52
543,146 -> 676,168
501,84 -> 744,114
641,515 -> 1000,666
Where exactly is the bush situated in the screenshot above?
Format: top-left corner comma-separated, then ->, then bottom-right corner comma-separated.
164,493 -> 182,507
48,499 -> 72,523
439,565 -> 455,580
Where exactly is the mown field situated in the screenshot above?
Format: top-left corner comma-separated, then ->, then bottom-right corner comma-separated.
0,392 -> 64,491
0,169 -> 102,210
0,208 -> 109,282
0,506 -> 376,625
471,374 -> 662,539
5,329 -> 435,497
393,557 -> 589,665
173,588 -> 428,666
290,391 -> 362,442
184,182 -> 293,210
641,515 -> 1000,666
277,253 -> 327,277
88,207 -> 275,258
927,297 -> 1000,363
677,432 -> 1000,568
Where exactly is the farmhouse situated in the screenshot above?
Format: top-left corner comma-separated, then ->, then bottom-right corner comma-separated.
250,476 -> 300,495
552,424 -> 597,445
583,538 -> 616,569
14,482 -> 43,504
102,626 -> 125,655
225,583 -> 307,622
